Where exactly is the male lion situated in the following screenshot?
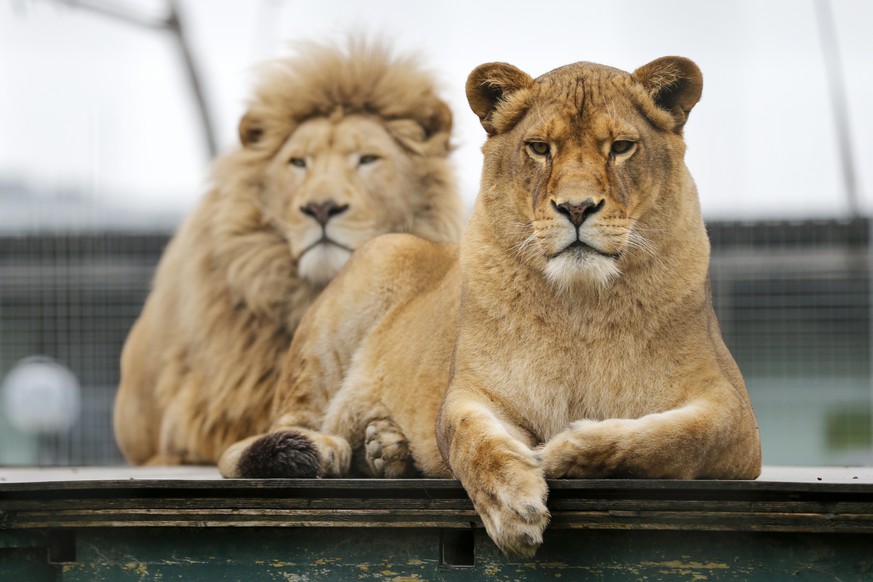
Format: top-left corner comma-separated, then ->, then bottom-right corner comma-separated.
219,56 -> 762,558
113,39 -> 465,466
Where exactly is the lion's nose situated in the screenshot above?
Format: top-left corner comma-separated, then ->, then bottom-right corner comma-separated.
300,200 -> 349,226
553,198 -> 604,228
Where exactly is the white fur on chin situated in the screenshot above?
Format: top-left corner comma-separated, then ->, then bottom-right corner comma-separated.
298,243 -> 353,287
544,251 -> 620,293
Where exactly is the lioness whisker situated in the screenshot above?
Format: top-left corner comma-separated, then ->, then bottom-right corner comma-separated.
628,217 -> 665,234
514,232 -> 541,262
625,232 -> 658,259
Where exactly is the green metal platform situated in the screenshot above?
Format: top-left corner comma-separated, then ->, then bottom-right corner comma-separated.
1,466 -> 872,580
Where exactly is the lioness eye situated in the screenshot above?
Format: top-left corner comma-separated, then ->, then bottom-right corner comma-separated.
527,142 -> 551,157
289,157 -> 307,168
611,140 -> 635,155
359,154 -> 380,166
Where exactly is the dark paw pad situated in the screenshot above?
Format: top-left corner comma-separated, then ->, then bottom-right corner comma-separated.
237,431 -> 320,478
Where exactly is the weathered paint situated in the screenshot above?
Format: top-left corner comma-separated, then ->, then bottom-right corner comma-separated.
2,475 -> 873,580
3,527 -> 873,581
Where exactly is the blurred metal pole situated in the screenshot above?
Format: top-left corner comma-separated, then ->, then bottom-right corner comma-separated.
54,0 -> 219,159
814,0 -> 860,217
817,0 -> 873,462
166,0 -> 218,158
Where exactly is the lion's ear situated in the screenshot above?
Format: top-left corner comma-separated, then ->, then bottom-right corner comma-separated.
422,99 -> 453,139
238,111 -> 264,147
387,100 -> 453,156
633,56 -> 702,132
466,62 -> 534,136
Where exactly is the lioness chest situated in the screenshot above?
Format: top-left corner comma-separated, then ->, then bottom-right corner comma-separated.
467,318 -> 679,444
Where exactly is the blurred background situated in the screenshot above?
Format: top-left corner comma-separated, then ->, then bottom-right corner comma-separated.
0,0 -> 871,467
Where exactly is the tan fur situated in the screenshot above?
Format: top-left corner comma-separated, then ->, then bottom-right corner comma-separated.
113,38 -> 465,465
219,56 -> 761,558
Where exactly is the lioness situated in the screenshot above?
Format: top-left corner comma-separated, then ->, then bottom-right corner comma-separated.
113,39 -> 465,465
219,56 -> 762,558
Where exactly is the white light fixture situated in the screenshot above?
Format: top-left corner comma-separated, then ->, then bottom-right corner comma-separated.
1,356 -> 81,434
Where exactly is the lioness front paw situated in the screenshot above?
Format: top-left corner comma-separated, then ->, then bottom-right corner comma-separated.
364,418 -> 419,478
468,463 -> 550,558
538,429 -> 575,479
539,420 -> 634,479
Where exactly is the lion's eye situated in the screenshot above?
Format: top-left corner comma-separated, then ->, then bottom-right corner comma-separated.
527,141 -> 551,157
359,154 -> 380,166
289,157 -> 307,168
611,140 -> 635,155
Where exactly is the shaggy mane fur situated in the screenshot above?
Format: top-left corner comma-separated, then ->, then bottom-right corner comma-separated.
234,37 -> 450,161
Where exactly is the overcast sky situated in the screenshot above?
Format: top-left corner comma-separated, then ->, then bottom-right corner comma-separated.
1,0 -> 871,223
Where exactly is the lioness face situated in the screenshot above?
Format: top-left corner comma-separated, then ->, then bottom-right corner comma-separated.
264,115 -> 417,286
523,89 -> 642,290
469,61 -> 698,291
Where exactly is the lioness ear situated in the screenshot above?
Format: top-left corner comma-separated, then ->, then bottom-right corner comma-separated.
238,111 -> 264,147
633,56 -> 703,132
466,62 -> 534,136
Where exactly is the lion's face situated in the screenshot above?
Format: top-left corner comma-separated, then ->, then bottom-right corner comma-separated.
263,115 -> 419,286
467,59 -> 702,291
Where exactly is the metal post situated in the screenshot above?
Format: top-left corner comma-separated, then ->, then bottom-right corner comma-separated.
814,0 -> 861,217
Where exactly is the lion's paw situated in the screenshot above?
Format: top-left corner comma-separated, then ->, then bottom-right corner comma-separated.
364,418 -> 419,478
470,466 -> 550,558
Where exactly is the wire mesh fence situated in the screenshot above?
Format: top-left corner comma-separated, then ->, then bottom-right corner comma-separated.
0,221 -> 871,466
0,233 -> 169,466
709,219 -> 872,466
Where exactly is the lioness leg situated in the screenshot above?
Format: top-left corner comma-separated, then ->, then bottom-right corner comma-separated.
317,375 -> 419,478
539,401 -> 761,480
363,418 -> 418,478
219,424 -> 351,479
437,392 -> 549,558
218,347 -> 350,478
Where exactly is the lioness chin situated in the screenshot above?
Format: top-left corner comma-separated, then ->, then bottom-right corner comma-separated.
220,56 -> 762,559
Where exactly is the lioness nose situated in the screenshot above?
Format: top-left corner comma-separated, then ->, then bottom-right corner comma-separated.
554,199 -> 603,227
300,200 -> 349,226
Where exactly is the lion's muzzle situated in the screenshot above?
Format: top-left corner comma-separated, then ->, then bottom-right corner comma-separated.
300,200 -> 349,226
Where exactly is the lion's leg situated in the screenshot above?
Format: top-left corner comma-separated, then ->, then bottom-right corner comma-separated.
155,389 -> 205,465
538,400 -> 760,480
113,380 -> 161,465
114,314 -> 163,465
437,390 -> 549,558
142,454 -> 186,466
